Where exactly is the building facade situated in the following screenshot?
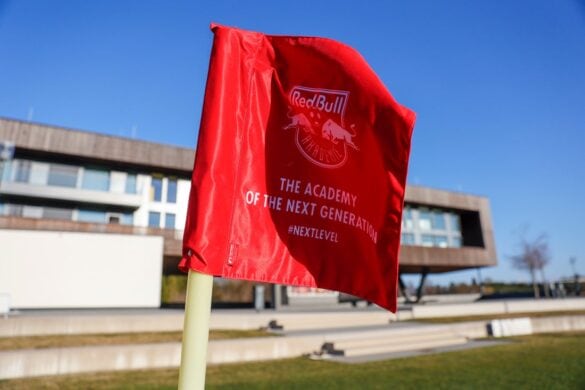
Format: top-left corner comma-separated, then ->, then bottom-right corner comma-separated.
0,117 -> 496,309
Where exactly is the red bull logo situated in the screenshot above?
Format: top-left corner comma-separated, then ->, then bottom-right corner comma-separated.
284,86 -> 358,169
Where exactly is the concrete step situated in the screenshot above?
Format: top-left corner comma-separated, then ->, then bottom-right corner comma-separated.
330,330 -> 464,351
266,312 -> 393,331
0,334 -> 325,380
319,323 -> 464,344
342,336 -> 468,357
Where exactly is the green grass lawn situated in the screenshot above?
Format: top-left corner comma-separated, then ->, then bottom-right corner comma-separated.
0,329 -> 273,351
2,332 -> 584,389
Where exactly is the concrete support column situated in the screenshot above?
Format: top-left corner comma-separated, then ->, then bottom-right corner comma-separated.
416,267 -> 429,303
272,284 -> 282,310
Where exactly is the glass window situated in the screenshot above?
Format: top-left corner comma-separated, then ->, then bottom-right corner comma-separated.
434,235 -> 448,248
108,172 -> 126,193
78,209 -> 107,223
422,234 -> 448,248
150,177 -> 162,202
125,174 -> 137,194
148,211 -> 161,228
1,160 -> 12,182
431,211 -> 446,230
15,160 -> 31,183
167,179 -> 177,203
401,233 -> 415,245
82,168 -> 110,191
0,202 -> 3,215
22,206 -> 43,218
421,235 -> 434,247
6,204 -> 23,217
29,163 -> 49,185
48,163 -> 78,188
6,204 -> 24,217
402,208 -> 413,230
450,213 -> 461,233
43,206 -> 73,220
451,236 -> 462,248
418,210 -> 432,230
121,212 -> 134,225
165,213 -> 176,229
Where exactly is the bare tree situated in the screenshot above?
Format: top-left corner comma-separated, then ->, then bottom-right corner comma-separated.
509,233 -> 551,298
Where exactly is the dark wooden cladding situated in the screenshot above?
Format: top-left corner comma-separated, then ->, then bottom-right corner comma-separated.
0,117 -> 194,175
399,246 -> 495,274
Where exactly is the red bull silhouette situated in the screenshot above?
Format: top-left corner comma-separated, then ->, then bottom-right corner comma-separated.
284,110 -> 315,134
321,119 -> 359,150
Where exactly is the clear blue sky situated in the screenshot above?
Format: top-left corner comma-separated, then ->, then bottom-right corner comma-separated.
1,0 -> 584,286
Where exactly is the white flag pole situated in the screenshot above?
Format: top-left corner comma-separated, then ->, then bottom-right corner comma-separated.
178,270 -> 214,389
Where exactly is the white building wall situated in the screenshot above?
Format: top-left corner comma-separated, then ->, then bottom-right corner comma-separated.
136,175 -> 189,230
134,174 -> 152,227
109,171 -> 126,193
0,230 -> 164,309
176,179 -> 190,231
29,162 -> 49,185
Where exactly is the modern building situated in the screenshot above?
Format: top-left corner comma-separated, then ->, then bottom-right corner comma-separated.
0,117 -> 496,309
397,185 -> 496,302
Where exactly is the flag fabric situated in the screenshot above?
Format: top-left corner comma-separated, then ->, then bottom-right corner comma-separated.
179,24 -> 415,312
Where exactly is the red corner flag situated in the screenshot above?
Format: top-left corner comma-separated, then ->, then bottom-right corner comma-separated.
179,24 -> 415,312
